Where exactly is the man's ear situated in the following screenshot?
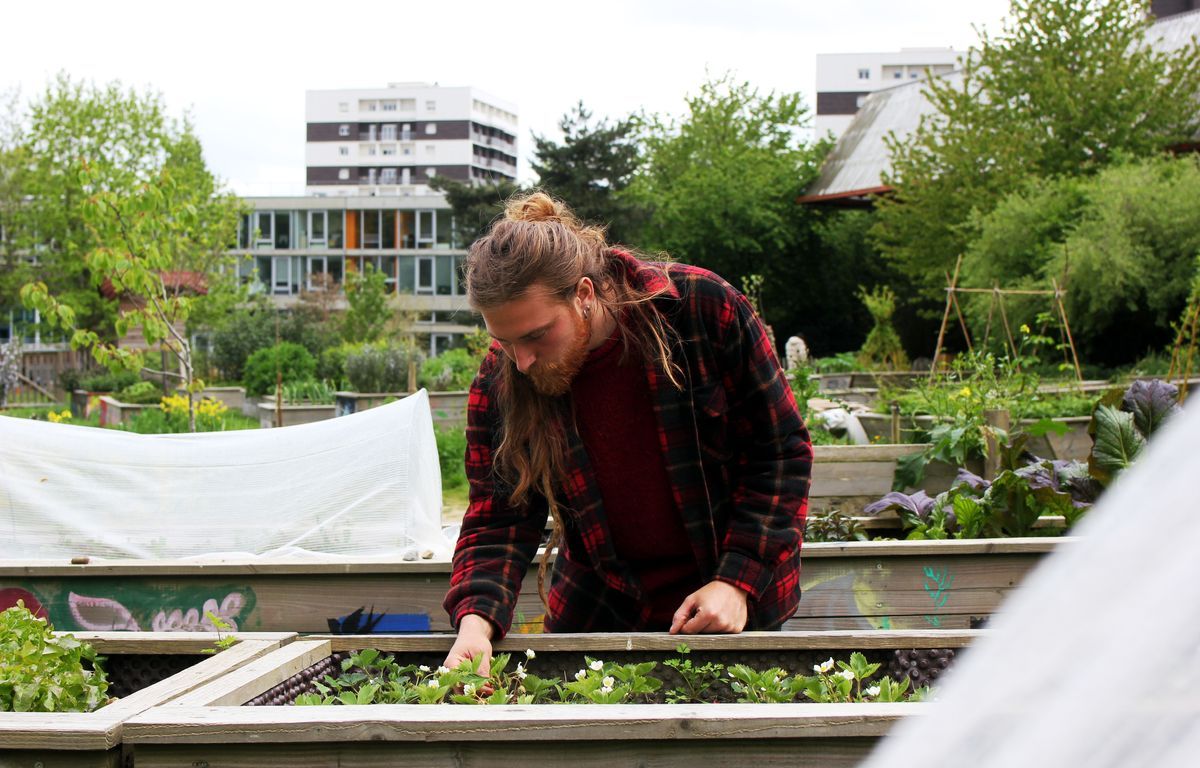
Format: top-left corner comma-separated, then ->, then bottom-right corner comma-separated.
575,277 -> 595,306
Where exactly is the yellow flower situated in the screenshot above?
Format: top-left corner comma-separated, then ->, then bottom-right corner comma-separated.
958,386 -> 972,398
1019,324 -> 1030,334
47,409 -> 72,423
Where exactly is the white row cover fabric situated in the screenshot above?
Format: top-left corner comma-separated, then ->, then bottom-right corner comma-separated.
864,402 -> 1200,767
0,391 -> 449,561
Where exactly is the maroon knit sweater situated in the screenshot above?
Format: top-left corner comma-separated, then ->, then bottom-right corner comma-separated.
570,330 -> 702,627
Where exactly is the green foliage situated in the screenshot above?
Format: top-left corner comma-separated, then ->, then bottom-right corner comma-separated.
418,348 -> 480,392
625,74 -> 830,343
200,611 -> 239,655
874,0 -> 1200,303
122,395 -> 257,434
428,175 -> 520,246
856,286 -> 908,371
804,509 -> 869,543
281,378 -> 335,405
344,344 -> 422,393
663,643 -> 726,704
435,425 -> 467,491
242,342 -> 316,398
531,101 -> 643,244
317,342 -> 362,387
812,352 -> 859,373
0,601 -> 111,713
114,380 -> 161,404
78,368 -> 140,393
963,156 -> 1200,364
797,653 -> 923,703
341,264 -> 392,345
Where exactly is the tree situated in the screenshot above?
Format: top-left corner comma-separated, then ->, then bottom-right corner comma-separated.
341,263 -> 392,344
21,99 -> 245,431
428,175 -> 520,246
962,155 -> 1200,365
624,74 -> 831,352
873,0 -> 1200,302
531,102 -> 643,244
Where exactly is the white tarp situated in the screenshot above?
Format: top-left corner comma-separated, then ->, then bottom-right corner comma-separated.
864,400 -> 1200,766
0,391 -> 448,561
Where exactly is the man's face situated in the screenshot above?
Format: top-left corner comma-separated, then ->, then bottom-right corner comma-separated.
481,284 -> 590,396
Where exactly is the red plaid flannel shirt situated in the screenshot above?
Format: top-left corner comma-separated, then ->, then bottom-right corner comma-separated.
444,251 -> 812,637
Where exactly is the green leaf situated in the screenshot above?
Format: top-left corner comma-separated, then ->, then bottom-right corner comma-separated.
1089,405 -> 1145,486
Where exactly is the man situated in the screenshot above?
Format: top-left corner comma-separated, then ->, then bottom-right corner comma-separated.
443,192 -> 811,673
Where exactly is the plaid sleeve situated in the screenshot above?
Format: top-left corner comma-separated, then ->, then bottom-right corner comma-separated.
442,352 -> 547,640
709,287 -> 812,599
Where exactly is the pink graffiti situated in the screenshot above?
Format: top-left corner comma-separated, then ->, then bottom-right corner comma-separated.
68,592 -> 142,630
152,592 -> 245,632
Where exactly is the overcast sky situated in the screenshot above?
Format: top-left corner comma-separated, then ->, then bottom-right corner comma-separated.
2,0 -> 1011,196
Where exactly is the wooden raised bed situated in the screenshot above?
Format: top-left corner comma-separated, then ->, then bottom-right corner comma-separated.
810,443 -> 973,513
0,631 -> 294,767
122,630 -> 975,767
256,401 -> 336,428
1,537 -> 1063,636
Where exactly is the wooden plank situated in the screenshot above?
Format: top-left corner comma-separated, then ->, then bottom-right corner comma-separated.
310,629 -> 981,654
166,640 -> 332,708
131,738 -> 880,768
0,748 -> 123,768
812,444 -> 924,462
69,632 -> 295,654
124,702 -> 915,744
0,639 -> 287,751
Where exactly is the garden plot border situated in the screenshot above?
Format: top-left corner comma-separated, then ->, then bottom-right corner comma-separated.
122,631 -> 975,768
0,632 -> 294,757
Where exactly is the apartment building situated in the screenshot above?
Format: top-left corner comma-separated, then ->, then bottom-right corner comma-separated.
814,48 -> 960,140
234,195 -> 474,357
305,83 -> 519,197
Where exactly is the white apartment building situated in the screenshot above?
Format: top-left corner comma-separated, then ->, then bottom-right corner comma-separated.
306,83 -> 519,197
814,48 -> 960,140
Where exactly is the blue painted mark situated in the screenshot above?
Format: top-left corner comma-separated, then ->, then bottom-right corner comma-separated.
360,613 -> 432,633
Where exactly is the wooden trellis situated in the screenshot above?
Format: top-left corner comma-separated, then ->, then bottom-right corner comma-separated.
930,255 -> 1084,383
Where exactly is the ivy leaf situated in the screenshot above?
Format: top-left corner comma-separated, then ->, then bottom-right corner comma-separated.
1089,405 -> 1145,486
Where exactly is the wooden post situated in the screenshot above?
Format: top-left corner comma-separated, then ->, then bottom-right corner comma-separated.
930,255 -> 964,379
889,400 -> 901,444
1051,277 -> 1084,384
983,408 -> 1011,481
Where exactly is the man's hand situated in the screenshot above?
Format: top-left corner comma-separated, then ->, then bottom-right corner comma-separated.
443,614 -> 495,676
669,580 -> 749,634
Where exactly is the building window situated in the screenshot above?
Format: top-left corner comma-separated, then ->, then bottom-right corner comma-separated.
399,99 -> 415,110
425,144 -> 436,156
426,100 -> 436,111
382,145 -> 396,156
857,68 -> 870,79
856,95 -> 866,108
894,71 -> 903,79
338,146 -> 349,156
367,146 -> 377,156
382,100 -> 397,111
360,100 -> 377,111
911,72 -> 919,79
426,167 -> 436,178
338,124 -> 350,137
338,169 -> 349,180
338,102 -> 349,112
425,123 -> 437,135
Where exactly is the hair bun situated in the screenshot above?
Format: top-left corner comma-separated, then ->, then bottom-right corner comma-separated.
506,191 -> 571,225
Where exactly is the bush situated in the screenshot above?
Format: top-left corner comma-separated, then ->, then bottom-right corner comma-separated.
114,380 -> 163,404
418,348 -> 480,391
0,601 -> 110,712
344,344 -> 423,393
79,369 -> 141,393
317,342 -> 363,387
210,305 -> 277,381
436,425 -> 467,491
123,394 -> 258,433
243,342 -> 317,397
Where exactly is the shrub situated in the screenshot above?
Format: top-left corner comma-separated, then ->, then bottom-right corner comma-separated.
243,342 -> 317,397
856,286 -> 908,371
79,369 -> 141,393
317,342 -> 363,387
436,425 -> 468,491
123,394 -> 258,433
114,380 -> 163,404
418,348 -> 480,391
344,344 -> 423,393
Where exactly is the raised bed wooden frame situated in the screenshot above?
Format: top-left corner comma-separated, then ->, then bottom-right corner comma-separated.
122,630 -> 977,768
0,631 -> 295,767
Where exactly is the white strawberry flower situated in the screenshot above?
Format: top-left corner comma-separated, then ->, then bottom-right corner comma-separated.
839,669 -> 855,681
525,649 -> 536,660
600,685 -> 613,695
515,663 -> 527,679
437,666 -> 450,675
463,683 -> 476,696
426,679 -> 439,688
418,665 -> 431,673
865,685 -> 881,698
820,658 -> 835,673
602,676 -> 615,689
575,669 -> 587,681
589,660 -> 604,671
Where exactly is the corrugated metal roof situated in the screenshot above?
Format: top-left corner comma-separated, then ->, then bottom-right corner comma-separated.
803,11 -> 1200,201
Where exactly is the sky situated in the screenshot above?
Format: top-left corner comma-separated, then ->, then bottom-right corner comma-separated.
2,0 -> 1011,196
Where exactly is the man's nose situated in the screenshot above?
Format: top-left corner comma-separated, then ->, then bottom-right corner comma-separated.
514,345 -> 536,373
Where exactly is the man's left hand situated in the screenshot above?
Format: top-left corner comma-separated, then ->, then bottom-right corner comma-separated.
669,580 -> 749,634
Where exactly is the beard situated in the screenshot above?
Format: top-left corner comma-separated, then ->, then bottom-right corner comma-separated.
527,309 -> 591,396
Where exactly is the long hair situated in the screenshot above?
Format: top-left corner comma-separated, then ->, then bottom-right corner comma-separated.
465,191 -> 683,606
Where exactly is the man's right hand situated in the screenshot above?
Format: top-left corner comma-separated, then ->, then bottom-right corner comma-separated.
443,613 -> 495,676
